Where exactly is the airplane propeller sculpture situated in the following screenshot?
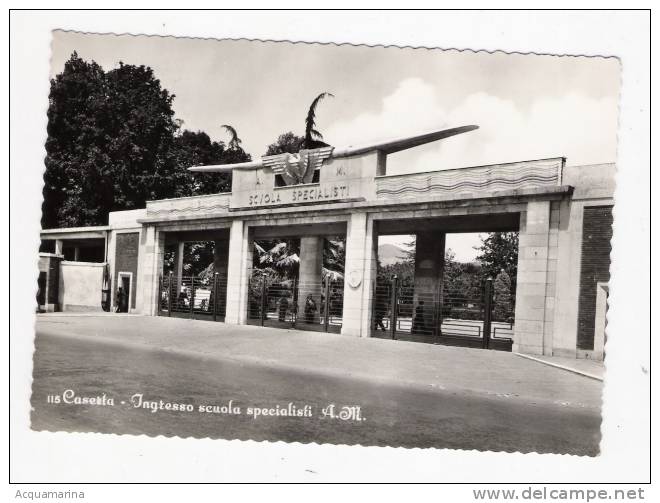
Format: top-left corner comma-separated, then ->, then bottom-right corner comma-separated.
188,125 -> 479,185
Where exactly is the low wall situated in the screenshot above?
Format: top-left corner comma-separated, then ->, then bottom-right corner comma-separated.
59,261 -> 106,312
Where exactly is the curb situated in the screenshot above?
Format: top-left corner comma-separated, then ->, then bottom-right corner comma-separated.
514,353 -> 604,382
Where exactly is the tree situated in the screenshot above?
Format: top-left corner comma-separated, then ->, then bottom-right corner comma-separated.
323,237 -> 345,281
221,124 -> 243,150
165,129 -> 249,198
42,53 -> 251,228
265,132 -> 304,156
304,92 -> 334,149
475,232 -> 519,292
492,270 -> 514,322
253,239 -> 300,278
264,92 -> 334,155
443,249 -> 482,301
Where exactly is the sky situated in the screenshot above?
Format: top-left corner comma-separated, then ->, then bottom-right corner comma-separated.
49,31 -> 621,261
378,234 -> 484,263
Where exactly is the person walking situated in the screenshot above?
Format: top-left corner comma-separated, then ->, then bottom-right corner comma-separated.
374,294 -> 388,331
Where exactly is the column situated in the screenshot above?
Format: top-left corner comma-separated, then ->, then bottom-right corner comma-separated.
513,200 -> 552,355
213,240 -> 229,276
213,239 -> 230,318
137,225 -> 165,316
174,241 -> 185,293
225,220 -> 250,325
342,212 -> 376,337
54,239 -> 63,256
413,232 -> 446,331
297,236 -> 324,324
73,246 -> 80,262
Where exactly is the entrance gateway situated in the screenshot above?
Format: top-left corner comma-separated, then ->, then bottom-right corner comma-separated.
39,125 -> 616,360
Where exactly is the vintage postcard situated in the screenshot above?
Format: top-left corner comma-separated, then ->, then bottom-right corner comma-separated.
28,29 -> 622,461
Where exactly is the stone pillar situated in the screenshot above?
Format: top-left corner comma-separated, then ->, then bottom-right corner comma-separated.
137,225 -> 165,316
73,246 -> 80,262
55,239 -> 63,256
359,215 -> 378,337
38,253 -> 62,312
106,231 -> 117,312
342,212 -> 376,337
513,200 -> 554,355
297,236 -> 324,324
225,220 -> 250,325
592,282 -> 608,361
213,240 -> 229,276
174,241 -> 185,292
413,232 -> 446,331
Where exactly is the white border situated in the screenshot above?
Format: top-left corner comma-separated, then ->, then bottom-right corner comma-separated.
7,9 -> 651,489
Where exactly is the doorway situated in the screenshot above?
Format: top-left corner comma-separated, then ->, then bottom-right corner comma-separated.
117,272 -> 132,313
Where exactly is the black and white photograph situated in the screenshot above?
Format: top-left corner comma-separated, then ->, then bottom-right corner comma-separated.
29,29 -> 620,455
9,9 -> 651,489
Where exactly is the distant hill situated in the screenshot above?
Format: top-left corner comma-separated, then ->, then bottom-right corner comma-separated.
378,243 -> 408,266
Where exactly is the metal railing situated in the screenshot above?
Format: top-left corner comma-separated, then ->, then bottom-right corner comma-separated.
159,272 -> 228,321
247,274 -> 344,332
371,276 -> 514,350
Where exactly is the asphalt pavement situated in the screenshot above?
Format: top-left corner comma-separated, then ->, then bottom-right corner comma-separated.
31,314 -> 603,455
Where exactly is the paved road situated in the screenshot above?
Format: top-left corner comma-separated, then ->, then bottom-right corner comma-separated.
31,316 -> 602,455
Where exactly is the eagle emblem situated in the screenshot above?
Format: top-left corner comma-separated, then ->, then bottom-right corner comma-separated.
262,146 -> 334,185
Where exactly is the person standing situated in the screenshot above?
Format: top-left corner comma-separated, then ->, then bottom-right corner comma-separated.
116,286 -> 126,313
304,294 -> 317,324
412,300 -> 427,335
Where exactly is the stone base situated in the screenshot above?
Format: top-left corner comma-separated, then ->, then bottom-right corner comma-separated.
38,303 -> 60,313
552,347 -> 577,359
512,343 -> 543,355
577,349 -> 604,362
62,304 -> 103,313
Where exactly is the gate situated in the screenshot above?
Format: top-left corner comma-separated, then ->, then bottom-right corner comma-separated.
158,272 -> 228,321
247,273 -> 344,333
371,276 -> 514,351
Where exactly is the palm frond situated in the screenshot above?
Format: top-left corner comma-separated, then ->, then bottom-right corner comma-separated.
221,124 -> 242,149
322,267 -> 344,281
276,253 -> 300,268
304,92 -> 334,145
268,242 -> 288,255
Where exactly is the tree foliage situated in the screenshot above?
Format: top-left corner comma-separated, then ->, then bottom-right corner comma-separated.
443,248 -> 483,300
265,92 -> 334,155
265,132 -> 305,156
42,52 -> 250,228
251,236 -> 345,282
304,92 -> 334,149
492,269 -> 514,322
475,232 -> 519,291
253,239 -> 301,279
323,237 -> 345,281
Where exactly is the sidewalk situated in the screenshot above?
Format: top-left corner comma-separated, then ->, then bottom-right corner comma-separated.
35,314 -> 603,408
515,353 -> 605,381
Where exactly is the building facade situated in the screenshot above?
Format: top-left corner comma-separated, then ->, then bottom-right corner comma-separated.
38,130 -> 615,360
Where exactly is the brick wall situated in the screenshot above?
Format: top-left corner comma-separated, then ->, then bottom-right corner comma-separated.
114,232 -> 139,309
577,206 -> 613,350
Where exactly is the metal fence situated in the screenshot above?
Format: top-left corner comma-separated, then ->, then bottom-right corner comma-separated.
159,272 -> 228,321
371,276 -> 514,350
247,274 -> 344,333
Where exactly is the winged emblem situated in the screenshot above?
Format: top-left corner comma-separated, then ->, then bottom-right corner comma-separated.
188,126 -> 480,175
262,146 -> 334,185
